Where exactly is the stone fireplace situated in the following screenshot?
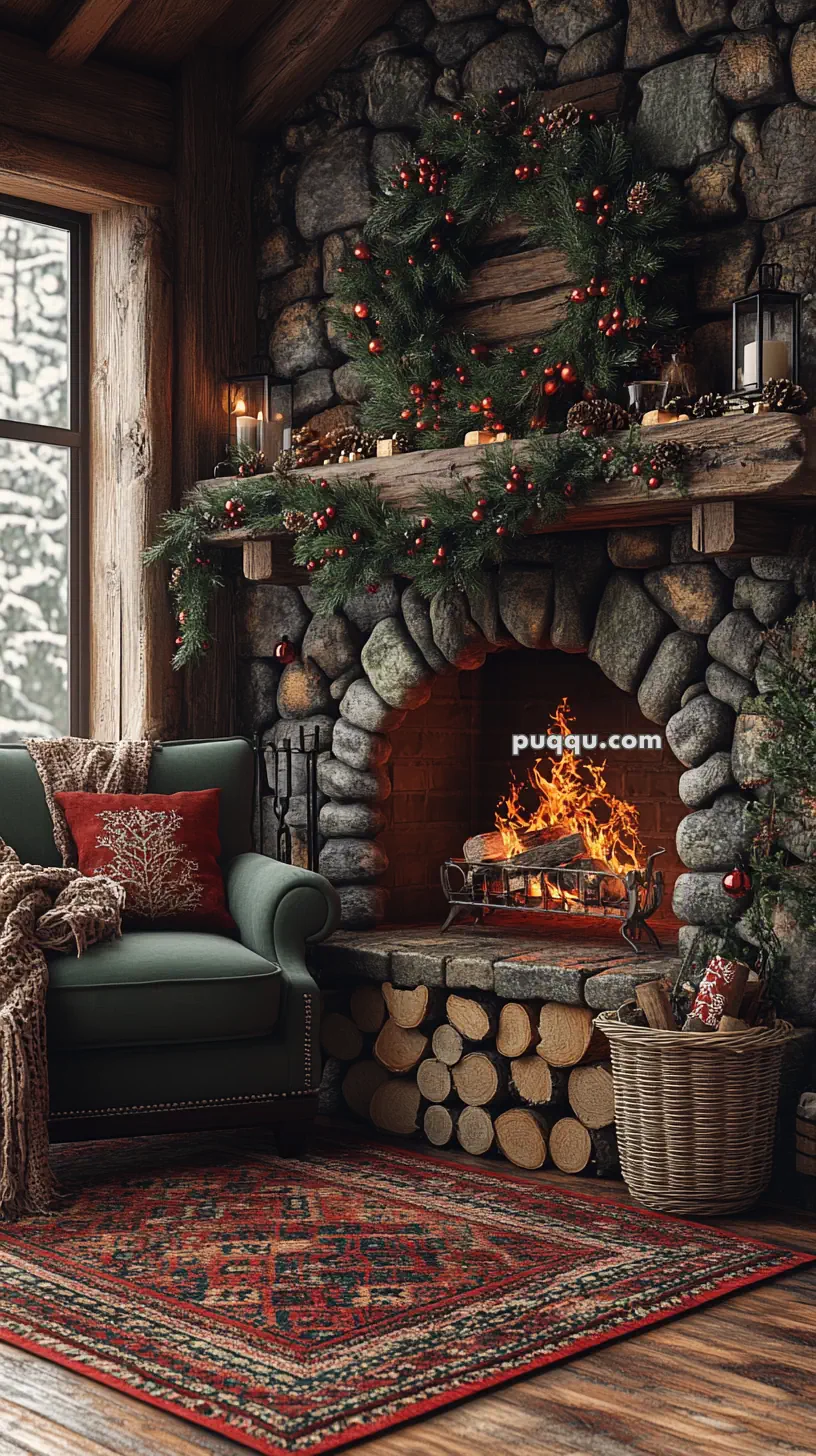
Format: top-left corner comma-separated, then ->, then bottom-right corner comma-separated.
237,518 -> 814,980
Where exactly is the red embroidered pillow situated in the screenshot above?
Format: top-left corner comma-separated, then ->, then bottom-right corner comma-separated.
55,789 -> 235,933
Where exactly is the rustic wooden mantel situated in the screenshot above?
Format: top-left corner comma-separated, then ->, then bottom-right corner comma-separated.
201,412 -> 816,581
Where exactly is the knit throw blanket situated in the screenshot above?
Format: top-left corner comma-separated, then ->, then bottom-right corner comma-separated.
0,737 -> 152,1220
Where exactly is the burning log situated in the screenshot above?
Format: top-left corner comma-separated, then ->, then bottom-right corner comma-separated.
456,1105 -> 496,1156
452,1050 -> 508,1107
348,984 -> 386,1035
510,1055 -> 568,1110
416,1058 -> 454,1104
567,1062 -> 615,1129
497,834 -> 585,868
373,1018 -> 430,1074
370,1078 -> 423,1135
495,1108 -> 550,1169
549,1117 -> 619,1176
496,1001 -> 540,1058
537,1004 -> 608,1067
341,1059 -> 389,1120
431,1023 -> 465,1066
383,982 -> 443,1029
463,825 -> 571,863
446,992 -> 498,1043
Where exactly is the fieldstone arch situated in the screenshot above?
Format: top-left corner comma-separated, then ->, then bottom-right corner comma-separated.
242,524 -> 815,962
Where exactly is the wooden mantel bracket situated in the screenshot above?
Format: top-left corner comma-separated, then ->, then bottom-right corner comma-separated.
201,413 -> 816,581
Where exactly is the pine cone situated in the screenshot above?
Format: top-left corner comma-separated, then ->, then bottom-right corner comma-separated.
626,181 -> 651,215
761,377 -> 809,413
542,102 -> 581,137
283,509 -> 309,534
649,441 -> 687,477
566,397 -> 630,435
664,394 -> 695,416
691,392 -> 727,419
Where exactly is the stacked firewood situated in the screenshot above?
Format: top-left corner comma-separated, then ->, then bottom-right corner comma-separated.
319,981 -> 618,1177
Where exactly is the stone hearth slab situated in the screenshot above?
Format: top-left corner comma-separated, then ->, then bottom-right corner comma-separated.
310,924 -> 679,1006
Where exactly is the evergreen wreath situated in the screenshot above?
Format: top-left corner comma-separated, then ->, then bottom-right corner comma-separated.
148,93 -> 688,667
332,92 -> 682,444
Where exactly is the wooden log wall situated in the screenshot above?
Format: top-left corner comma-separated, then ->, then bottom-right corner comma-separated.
174,49 -> 256,738
319,980 -> 619,1178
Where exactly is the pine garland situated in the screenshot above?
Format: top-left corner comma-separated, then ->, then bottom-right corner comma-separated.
331,93 -> 682,445
148,90 -> 687,667
146,426 -> 690,667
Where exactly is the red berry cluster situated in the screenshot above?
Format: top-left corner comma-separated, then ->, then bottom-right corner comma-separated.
404,379 -> 444,433
392,155 -> 448,195
466,393 -> 506,431
406,516 -> 432,557
570,275 -> 611,303
541,360 -> 578,396
223,498 -> 245,529
503,461 -> 534,496
574,183 -> 611,227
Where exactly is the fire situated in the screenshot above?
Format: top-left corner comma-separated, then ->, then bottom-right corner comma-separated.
494,699 -> 645,875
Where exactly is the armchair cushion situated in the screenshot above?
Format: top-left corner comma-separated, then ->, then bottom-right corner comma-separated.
46,932 -> 281,1051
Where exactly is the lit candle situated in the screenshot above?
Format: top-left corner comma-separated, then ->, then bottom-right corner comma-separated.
233,399 -> 254,448
742,338 -> 789,389
256,410 -> 264,452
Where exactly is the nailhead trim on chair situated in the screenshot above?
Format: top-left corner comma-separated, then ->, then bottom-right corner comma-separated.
304,995 -> 313,1090
50,1089 -> 314,1119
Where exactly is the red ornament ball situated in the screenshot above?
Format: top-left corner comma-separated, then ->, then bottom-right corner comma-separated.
496,524 -> 508,536
563,482 -> 575,498
351,530 -> 362,543
368,338 -> 384,354
647,475 -> 661,491
353,301 -> 369,319
420,517 -> 431,529
471,508 -> 484,522
353,243 -> 371,261
444,209 -> 455,224
570,288 -> 587,303
543,379 -> 559,396
722,866 -> 751,898
400,408 -> 412,420
632,463 -> 642,475
273,638 -> 297,665
365,583 -> 381,595
560,363 -> 577,383
575,197 -> 590,213
591,184 -> 608,201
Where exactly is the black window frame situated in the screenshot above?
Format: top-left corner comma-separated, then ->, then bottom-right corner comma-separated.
0,193 -> 90,736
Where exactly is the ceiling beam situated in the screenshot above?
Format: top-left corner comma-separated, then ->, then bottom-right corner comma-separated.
0,32 -> 173,168
47,0 -> 135,66
0,123 -> 173,211
237,0 -> 398,134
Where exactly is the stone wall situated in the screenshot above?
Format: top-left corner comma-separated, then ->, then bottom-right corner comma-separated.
253,0 -> 816,417
236,523 -> 816,1023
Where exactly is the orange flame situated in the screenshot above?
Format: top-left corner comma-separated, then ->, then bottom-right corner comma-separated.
494,698 -> 645,875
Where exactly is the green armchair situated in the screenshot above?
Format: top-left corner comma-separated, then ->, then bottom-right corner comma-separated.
0,737 -> 340,1148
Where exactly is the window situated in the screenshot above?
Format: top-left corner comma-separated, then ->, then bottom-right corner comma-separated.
0,198 -> 87,742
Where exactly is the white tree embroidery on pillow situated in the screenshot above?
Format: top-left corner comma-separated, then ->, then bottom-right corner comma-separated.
94,808 -> 202,918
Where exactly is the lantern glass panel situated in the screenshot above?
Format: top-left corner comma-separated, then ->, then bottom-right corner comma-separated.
262,384 -> 293,465
759,297 -> 794,382
227,378 -> 267,452
734,297 -> 759,393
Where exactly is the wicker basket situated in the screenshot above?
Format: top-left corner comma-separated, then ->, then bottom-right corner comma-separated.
598,1011 -> 792,1216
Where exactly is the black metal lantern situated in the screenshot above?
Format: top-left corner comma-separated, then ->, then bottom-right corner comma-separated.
224,373 -> 292,461
732,263 -> 801,399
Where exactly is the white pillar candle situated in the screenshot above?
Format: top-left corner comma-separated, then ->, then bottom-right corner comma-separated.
256,411 -> 264,451
742,338 -> 789,388
235,411 -> 254,448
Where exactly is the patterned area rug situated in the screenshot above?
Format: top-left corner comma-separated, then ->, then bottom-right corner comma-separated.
0,1134 -> 810,1456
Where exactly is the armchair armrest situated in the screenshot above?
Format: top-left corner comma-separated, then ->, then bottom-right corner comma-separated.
225,852 -> 340,977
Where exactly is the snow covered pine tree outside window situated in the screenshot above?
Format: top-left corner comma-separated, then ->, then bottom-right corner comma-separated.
0,209 -> 71,741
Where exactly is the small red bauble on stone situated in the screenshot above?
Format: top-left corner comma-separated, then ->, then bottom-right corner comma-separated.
353,243 -> 371,261
274,638 -> 297,665
365,583 -> 381,594
722,866 -> 752,898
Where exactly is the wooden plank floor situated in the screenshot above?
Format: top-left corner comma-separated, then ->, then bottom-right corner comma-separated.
0,1154 -> 813,1456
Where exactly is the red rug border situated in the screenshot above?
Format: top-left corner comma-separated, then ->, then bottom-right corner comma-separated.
0,1254 -> 811,1456
0,1138 -> 812,1456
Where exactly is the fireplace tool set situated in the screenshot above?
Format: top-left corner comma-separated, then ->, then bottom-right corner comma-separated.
257,725 -> 322,872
